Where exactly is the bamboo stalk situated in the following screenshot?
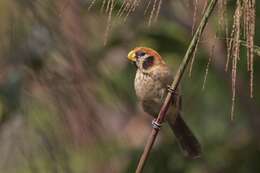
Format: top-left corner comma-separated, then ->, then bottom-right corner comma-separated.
135,0 -> 218,172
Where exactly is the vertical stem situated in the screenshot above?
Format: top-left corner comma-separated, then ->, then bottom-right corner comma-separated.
135,129 -> 159,173
135,0 -> 218,172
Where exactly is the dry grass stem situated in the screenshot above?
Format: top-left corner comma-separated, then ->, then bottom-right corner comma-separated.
123,4 -> 134,21
192,0 -> 198,35
116,0 -> 139,21
123,0 -> 140,22
231,0 -> 242,120
118,1 -> 130,17
226,19 -> 236,71
225,0 -> 255,101
202,0 -> 208,14
144,0 -> 152,15
154,0 -> 162,22
104,0 -> 115,45
202,44 -> 215,90
231,49 -> 238,121
116,0 -> 127,17
101,0 -> 107,13
243,0 -> 248,39
224,0 -> 229,55
88,0 -> 97,10
245,0 -> 255,98
148,0 -> 158,26
118,0 -> 135,18
218,0 -> 228,33
188,32 -> 201,77
226,0 -> 255,103
131,0 -> 141,12
106,0 -> 112,13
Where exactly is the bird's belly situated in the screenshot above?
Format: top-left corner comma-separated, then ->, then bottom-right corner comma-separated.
134,71 -> 177,118
134,72 -> 164,101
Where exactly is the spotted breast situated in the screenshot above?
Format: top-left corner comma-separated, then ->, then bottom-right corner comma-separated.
134,66 -> 174,117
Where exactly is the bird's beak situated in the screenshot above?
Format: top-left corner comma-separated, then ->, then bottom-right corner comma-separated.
127,50 -> 136,62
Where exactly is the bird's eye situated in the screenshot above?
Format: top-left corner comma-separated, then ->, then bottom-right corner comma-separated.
135,51 -> 146,57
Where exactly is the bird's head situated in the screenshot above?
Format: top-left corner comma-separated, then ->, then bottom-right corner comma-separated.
127,47 -> 165,72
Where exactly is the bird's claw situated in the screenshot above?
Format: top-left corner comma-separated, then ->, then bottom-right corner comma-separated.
167,85 -> 180,96
152,119 -> 162,130
167,85 -> 175,93
167,85 -> 181,104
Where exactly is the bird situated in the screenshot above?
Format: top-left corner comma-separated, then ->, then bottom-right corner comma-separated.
127,47 -> 201,158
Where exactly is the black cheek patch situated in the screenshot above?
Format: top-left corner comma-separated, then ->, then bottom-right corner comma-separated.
142,56 -> 154,69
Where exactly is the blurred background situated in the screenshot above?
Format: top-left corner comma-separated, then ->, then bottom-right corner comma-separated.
0,0 -> 259,172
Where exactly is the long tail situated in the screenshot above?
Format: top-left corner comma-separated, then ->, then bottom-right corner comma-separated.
168,113 -> 202,159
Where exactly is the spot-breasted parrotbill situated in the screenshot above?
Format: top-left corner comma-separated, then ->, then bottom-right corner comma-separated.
128,47 -> 201,158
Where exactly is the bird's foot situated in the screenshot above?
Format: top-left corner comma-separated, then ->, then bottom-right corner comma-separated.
152,119 -> 162,130
167,85 -> 180,96
167,85 -> 182,107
